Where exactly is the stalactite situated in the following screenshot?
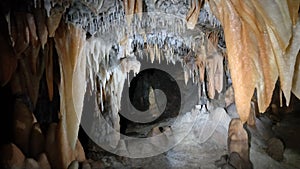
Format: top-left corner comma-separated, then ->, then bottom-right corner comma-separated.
19,53 -> 45,109
33,8 -> 48,49
186,0 -> 203,29
45,40 -> 54,101
135,0 -> 143,20
10,12 -> 30,56
47,5 -> 64,37
292,53 -> 300,99
25,13 -> 40,75
123,0 -> 136,24
54,22 -> 86,168
209,0 -> 300,122
0,15 -> 17,86
80,0 -> 104,14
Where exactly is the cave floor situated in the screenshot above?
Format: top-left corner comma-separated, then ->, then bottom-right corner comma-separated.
85,108 -> 300,169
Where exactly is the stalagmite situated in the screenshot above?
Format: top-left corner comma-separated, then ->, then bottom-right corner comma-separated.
228,119 -> 252,169
54,22 -> 86,168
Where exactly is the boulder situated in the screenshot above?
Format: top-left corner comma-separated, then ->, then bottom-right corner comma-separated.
0,143 -> 25,169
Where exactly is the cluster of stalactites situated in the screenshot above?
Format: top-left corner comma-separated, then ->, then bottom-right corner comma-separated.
209,0 -> 300,122
63,0 -> 221,35
83,27 -> 225,118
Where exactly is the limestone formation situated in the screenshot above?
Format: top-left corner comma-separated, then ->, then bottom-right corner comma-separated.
228,119 -> 252,168
0,0 -> 299,168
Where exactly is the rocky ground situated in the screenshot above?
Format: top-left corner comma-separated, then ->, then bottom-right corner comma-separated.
84,104 -> 300,169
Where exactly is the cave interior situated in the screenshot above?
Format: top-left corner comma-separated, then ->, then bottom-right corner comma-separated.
0,0 -> 300,169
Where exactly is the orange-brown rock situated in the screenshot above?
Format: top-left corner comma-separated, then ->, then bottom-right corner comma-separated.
0,143 -> 25,169
228,119 -> 250,166
209,0 -> 300,123
75,139 -> 86,162
47,5 -> 64,37
54,22 -> 87,168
